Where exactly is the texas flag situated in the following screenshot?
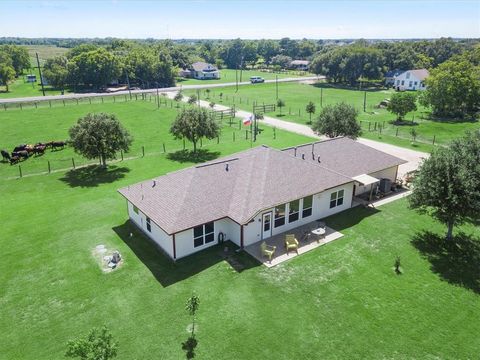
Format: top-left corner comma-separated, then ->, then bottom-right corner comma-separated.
243,115 -> 253,126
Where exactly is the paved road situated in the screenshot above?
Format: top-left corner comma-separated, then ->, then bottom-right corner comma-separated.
166,91 -> 429,178
0,76 -> 322,104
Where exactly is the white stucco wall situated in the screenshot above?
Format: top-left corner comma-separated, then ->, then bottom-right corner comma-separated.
243,183 -> 354,245
174,217 -> 240,259
127,201 -> 174,258
394,73 -> 426,91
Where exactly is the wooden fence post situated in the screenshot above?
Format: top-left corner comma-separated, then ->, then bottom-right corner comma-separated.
35,102 -> 37,109
142,146 -> 145,157
49,101 -> 51,108
217,136 -> 220,144
368,122 -> 371,131
273,127 -> 276,139
63,100 -> 65,106
120,150 -> 123,161
183,139 -> 185,150
72,158 -> 75,169
18,165 -> 22,178
396,128 -> 399,136
233,132 -> 235,142
432,135 -> 436,145
48,160 -> 51,173
163,143 -> 166,153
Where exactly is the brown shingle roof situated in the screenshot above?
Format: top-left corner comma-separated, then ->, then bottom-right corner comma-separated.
282,137 -> 407,177
190,62 -> 218,72
118,144 -> 353,234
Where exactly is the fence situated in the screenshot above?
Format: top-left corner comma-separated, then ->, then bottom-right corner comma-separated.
0,123 -> 278,180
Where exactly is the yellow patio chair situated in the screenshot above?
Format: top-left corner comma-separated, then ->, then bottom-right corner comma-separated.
260,241 -> 276,263
285,234 -> 299,255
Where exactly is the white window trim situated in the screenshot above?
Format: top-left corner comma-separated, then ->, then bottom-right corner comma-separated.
193,222 -> 215,248
330,190 -> 345,209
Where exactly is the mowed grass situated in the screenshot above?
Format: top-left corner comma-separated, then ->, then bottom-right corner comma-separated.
0,98 -> 309,179
177,68 -> 312,85
187,82 -> 480,149
1,100 -> 479,359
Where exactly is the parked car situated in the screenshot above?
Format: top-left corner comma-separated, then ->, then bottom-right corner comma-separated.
250,76 -> 265,84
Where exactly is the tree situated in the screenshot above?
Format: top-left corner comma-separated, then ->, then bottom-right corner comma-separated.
0,45 -> 30,75
276,99 -> 285,115
187,95 -> 197,105
69,113 -> 132,167
409,130 -> 480,240
174,91 -> 183,107
68,48 -> 122,89
270,55 -> 292,69
205,88 -> 210,99
0,51 -> 16,92
420,59 -> 480,118
305,101 -> 316,122
312,102 -> 361,139
43,56 -> 69,91
185,294 -> 200,337
170,107 -> 220,153
65,325 -> 118,360
387,92 -> 417,121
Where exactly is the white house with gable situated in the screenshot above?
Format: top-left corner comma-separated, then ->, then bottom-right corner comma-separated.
118,138 -> 406,261
394,69 -> 429,91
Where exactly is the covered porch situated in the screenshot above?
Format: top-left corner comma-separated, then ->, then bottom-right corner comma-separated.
244,220 -> 344,267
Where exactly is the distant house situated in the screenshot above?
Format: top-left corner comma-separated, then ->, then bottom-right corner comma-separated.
384,69 -> 404,86
393,69 -> 429,91
26,74 -> 37,83
118,137 -> 405,260
180,62 -> 220,80
289,60 -> 310,71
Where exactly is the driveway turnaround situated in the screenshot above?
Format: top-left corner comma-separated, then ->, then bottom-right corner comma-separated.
166,92 -> 429,179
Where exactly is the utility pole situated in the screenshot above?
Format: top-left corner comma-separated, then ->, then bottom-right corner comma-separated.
363,91 -> 367,112
156,84 -> 160,109
235,65 -> 238,92
320,87 -> 323,107
35,52 -> 45,96
275,75 -> 278,100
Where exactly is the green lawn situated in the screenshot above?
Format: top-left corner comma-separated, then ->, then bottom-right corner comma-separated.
186,82 -> 480,149
177,68 -> 312,85
1,100 -> 479,359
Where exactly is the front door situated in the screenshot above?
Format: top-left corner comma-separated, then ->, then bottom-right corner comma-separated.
262,212 -> 272,239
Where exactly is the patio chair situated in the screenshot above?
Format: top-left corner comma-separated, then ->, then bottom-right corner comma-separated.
260,241 -> 276,263
284,234 -> 299,255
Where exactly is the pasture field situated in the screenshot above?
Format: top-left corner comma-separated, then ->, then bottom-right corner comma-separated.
1,100 -> 479,359
21,45 -> 69,63
176,68 -> 312,85
186,82 -> 480,150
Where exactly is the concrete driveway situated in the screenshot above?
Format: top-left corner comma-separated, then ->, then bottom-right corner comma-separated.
167,92 -> 429,178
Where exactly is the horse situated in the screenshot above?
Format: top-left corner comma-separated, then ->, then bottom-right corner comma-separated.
13,144 -> 27,152
1,149 -> 10,162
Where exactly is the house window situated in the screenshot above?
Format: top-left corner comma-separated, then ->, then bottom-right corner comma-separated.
274,204 -> 286,228
401,80 -> 405,86
133,205 -> 139,214
406,72 -> 410,79
193,221 -> 215,248
329,190 -> 345,209
409,81 -> 413,87
288,200 -> 300,223
396,80 -> 400,85
146,217 -> 152,232
414,81 -> 418,85
302,195 -> 313,218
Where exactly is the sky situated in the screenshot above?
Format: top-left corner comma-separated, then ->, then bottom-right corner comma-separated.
0,0 -> 479,39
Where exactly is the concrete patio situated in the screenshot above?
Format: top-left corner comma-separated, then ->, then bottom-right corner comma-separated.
244,221 -> 344,267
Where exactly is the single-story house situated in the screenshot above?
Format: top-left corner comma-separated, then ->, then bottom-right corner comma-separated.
393,69 -> 429,91
118,137 -> 406,260
289,60 -> 310,71
384,69 -> 405,86
180,62 -> 220,80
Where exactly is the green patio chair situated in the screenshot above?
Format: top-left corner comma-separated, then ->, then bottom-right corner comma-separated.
285,234 -> 299,255
260,241 -> 276,263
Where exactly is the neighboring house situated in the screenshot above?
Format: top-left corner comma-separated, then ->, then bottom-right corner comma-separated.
118,137 -> 406,260
180,62 -> 220,80
384,69 -> 404,86
393,69 -> 429,91
289,60 -> 310,71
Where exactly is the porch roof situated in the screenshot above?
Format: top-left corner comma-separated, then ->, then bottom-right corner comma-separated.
352,174 -> 379,186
